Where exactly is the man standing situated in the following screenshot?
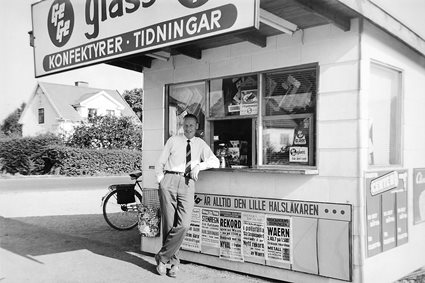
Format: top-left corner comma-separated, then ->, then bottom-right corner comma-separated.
155,114 -> 219,277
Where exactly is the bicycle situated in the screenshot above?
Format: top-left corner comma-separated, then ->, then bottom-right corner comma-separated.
101,171 -> 143,231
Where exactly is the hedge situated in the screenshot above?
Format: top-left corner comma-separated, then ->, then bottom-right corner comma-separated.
34,145 -> 142,176
0,134 -> 63,175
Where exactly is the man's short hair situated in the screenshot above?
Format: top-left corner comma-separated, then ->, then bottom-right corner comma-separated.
184,114 -> 198,123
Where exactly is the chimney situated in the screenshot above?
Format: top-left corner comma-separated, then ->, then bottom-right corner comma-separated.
75,81 -> 89,87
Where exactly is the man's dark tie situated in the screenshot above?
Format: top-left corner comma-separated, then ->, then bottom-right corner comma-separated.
185,140 -> 191,184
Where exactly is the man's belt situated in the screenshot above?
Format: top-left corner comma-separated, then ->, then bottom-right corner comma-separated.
165,170 -> 190,178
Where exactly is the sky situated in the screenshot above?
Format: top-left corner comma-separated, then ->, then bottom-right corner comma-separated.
0,0 -> 143,123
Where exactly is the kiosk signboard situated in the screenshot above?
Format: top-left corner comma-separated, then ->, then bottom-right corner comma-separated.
31,0 -> 259,77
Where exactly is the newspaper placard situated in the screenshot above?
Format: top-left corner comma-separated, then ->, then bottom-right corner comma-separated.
182,207 -> 201,252
219,210 -> 244,262
201,208 -> 220,248
242,212 -> 266,259
265,215 -> 292,263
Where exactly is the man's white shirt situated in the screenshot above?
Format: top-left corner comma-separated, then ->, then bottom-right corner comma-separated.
155,135 -> 219,183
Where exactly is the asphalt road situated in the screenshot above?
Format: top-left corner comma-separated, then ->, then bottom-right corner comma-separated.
0,176 -> 276,283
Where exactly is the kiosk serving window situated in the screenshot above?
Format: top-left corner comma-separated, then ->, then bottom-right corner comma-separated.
167,81 -> 206,139
165,64 -> 317,170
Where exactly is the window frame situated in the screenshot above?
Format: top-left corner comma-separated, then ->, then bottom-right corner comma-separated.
88,108 -> 97,120
164,80 -> 208,141
165,63 -> 318,172
368,60 -> 404,168
258,65 -> 318,168
38,108 -> 44,124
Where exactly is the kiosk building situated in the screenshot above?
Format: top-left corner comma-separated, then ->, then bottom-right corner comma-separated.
31,1 -> 425,282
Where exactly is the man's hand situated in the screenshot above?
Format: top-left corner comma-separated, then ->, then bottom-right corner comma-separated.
157,174 -> 164,184
190,165 -> 201,181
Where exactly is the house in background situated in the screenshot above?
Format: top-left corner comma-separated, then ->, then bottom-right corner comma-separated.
19,81 -> 140,137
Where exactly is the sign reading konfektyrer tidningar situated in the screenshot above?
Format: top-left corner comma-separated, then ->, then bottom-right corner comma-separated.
31,0 -> 259,77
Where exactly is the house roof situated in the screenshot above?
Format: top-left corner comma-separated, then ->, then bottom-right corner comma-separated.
38,82 -> 138,122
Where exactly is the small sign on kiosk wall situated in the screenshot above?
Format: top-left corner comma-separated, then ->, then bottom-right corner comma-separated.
365,170 -> 408,257
413,168 -> 425,224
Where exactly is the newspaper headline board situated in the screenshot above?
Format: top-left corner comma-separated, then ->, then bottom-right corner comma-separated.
193,193 -> 352,221
177,194 -> 352,280
181,193 -> 352,267
31,0 -> 259,77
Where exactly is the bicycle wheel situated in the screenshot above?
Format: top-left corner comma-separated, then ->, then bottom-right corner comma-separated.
103,189 -> 142,231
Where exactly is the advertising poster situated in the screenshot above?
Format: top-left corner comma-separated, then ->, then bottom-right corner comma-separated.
396,188 -> 408,245
219,210 -> 244,262
413,168 -> 425,224
242,212 -> 266,260
265,215 -> 292,264
240,90 -> 258,115
201,208 -> 220,248
381,191 -> 396,251
365,170 -> 408,257
394,170 -> 408,246
289,146 -> 308,162
365,172 -> 383,257
182,207 -> 201,252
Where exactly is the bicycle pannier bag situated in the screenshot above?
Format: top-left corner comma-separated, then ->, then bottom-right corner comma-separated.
115,184 -> 136,204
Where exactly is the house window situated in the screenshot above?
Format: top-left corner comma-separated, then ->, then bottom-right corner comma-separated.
106,110 -> 115,116
368,62 -> 402,166
88,108 -> 97,119
165,64 -> 318,170
38,108 -> 44,124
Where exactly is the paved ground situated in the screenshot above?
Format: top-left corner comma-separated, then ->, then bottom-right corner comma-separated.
1,176 -> 423,283
0,177 -> 277,283
0,214 -> 277,283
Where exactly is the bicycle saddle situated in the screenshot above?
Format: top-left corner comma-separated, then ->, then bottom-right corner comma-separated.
129,171 -> 142,179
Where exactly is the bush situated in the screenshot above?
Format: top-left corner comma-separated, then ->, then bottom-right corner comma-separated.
0,134 -> 63,175
34,145 -> 142,176
66,116 -> 143,150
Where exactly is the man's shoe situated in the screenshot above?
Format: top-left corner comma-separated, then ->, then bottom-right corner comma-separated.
155,254 -> 166,276
168,265 -> 179,278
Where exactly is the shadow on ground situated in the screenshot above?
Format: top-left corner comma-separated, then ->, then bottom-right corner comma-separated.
0,214 -> 280,283
0,214 -> 156,273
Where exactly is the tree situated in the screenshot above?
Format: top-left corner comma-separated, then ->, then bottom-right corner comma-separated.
66,115 -> 142,150
1,103 -> 26,137
123,88 -> 143,121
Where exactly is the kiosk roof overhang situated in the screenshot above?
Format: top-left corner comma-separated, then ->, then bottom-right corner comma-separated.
106,0 -> 358,73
